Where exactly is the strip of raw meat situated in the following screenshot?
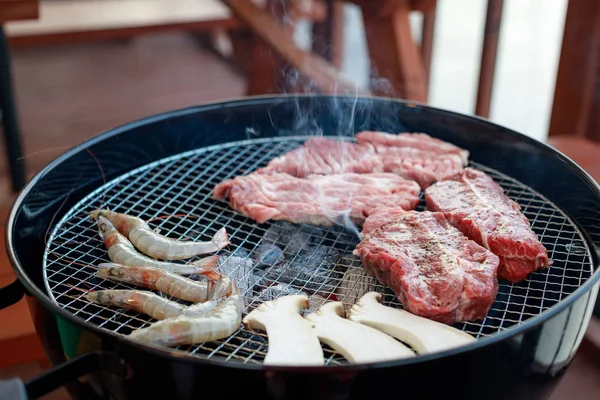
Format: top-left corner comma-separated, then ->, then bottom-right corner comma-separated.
361,207 -> 409,235
355,131 -> 470,165
354,210 -> 499,324
213,172 -> 421,226
374,146 -> 465,189
259,134 -> 466,188
259,137 -> 380,177
424,168 -> 550,282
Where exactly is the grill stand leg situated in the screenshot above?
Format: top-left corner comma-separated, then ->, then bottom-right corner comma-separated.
0,25 -> 25,192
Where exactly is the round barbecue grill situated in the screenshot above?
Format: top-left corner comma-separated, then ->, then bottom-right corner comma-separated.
1,95 -> 600,400
43,137 -> 594,363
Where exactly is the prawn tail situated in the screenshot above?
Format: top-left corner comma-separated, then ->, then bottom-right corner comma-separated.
88,208 -> 110,221
191,254 -> 222,281
212,227 -> 230,250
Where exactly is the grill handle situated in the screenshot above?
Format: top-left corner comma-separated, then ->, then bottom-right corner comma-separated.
0,278 -> 25,310
0,351 -> 129,400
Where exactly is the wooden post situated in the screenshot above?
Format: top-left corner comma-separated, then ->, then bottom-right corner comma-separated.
224,0 -> 367,95
360,0 -> 428,101
312,0 -> 345,70
475,0 -> 504,118
420,0 -> 437,90
548,0 -> 600,141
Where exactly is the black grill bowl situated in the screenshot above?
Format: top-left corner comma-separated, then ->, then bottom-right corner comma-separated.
2,95 -> 600,400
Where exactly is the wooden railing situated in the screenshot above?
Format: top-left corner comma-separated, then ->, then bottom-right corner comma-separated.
548,0 -> 600,142
223,0 -> 512,119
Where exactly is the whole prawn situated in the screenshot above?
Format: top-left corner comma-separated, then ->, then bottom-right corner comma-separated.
96,263 -> 234,303
96,215 -> 221,279
128,281 -> 245,347
90,209 -> 229,260
85,290 -> 222,320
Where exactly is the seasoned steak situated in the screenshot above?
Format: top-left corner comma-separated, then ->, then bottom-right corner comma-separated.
355,131 -> 470,165
212,172 -> 421,226
361,207 -> 409,235
425,168 -> 550,282
259,133 -> 468,188
354,209 -> 499,324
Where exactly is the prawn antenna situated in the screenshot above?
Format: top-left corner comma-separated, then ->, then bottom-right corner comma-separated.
146,213 -> 200,223
66,284 -> 93,295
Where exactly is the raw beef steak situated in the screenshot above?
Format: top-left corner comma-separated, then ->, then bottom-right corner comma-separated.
424,168 -> 550,282
354,209 -> 499,324
212,172 -> 421,226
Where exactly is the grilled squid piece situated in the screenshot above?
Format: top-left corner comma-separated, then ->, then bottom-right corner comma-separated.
85,290 -> 220,321
95,263 -> 233,303
348,292 -> 476,354
306,302 -> 415,363
95,216 -> 221,279
243,295 -> 324,366
90,209 -> 229,260
128,282 -> 245,347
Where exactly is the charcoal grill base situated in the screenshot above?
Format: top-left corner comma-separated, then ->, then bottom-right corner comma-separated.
4,95 -> 600,400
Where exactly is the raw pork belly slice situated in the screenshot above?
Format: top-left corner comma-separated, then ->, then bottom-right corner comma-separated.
424,168 -> 550,282
355,131 -> 470,165
212,172 -> 421,226
354,209 -> 499,324
259,133 -> 468,188
374,146 -> 465,189
259,137 -> 379,177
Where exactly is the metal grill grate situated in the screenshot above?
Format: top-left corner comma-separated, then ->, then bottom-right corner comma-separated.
43,136 -> 595,365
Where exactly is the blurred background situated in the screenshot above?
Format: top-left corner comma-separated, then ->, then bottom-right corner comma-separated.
0,1 -> 598,398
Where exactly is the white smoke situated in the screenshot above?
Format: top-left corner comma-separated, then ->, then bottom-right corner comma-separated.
251,0 -> 403,238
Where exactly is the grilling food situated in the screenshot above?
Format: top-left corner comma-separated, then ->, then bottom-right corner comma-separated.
242,295 -> 324,365
128,281 -> 245,347
260,137 -> 376,177
85,289 -> 221,321
349,292 -> 476,354
354,209 -> 499,324
95,262 -> 233,303
305,301 -> 415,363
354,131 -> 470,165
424,168 -> 550,282
361,206 -> 409,234
212,171 -> 421,225
86,289 -> 186,320
96,216 -> 221,279
258,132 -> 468,188
89,209 -> 230,260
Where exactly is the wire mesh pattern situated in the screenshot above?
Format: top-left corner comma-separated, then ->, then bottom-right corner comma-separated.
43,136 -> 595,365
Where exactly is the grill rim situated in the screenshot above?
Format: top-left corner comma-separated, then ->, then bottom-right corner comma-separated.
6,94 -> 600,372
